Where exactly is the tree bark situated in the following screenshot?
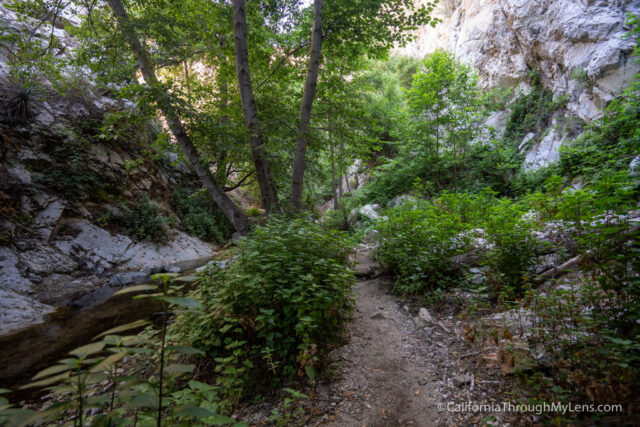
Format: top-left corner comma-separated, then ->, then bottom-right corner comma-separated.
328,113 -> 338,210
107,0 -> 249,233
290,0 -> 324,211
338,132 -> 345,198
231,0 -> 281,214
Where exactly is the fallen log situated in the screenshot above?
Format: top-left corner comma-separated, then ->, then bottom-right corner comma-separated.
533,223 -> 640,284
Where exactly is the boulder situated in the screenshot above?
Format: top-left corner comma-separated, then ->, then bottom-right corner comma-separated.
108,271 -> 150,287
121,230 -> 215,270
533,253 -> 563,275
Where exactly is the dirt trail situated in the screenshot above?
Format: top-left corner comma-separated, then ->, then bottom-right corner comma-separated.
319,248 -> 459,427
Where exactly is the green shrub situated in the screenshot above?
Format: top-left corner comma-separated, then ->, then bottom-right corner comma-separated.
558,85 -> 640,182
245,207 -> 261,217
111,196 -> 171,243
482,199 -> 537,299
172,188 -> 232,243
504,71 -> 558,144
173,218 -> 354,403
0,80 -> 40,124
374,194 -> 485,294
374,190 -> 540,298
321,206 -> 352,232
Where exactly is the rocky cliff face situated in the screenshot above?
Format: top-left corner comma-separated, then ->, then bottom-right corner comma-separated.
0,124 -> 216,336
398,0 -> 640,169
0,2 -> 226,336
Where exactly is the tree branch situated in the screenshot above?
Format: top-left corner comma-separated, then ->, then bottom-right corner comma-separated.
255,41 -> 310,90
224,171 -> 254,191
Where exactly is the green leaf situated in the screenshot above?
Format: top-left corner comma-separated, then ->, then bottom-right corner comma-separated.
32,364 -> 71,380
161,296 -> 201,309
113,284 -> 157,296
127,391 -> 159,409
176,275 -> 200,282
164,363 -> 195,376
174,405 -> 217,418
69,341 -> 106,357
304,366 -> 316,382
90,351 -> 128,373
0,408 -> 37,426
94,320 -> 150,339
165,345 -> 205,356
207,414 -> 239,425
20,371 -> 71,389
151,272 -> 179,281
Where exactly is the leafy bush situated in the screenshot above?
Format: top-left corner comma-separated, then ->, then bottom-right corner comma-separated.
482,199 -> 537,298
172,188 -> 232,243
320,206 -> 352,232
504,71 -> 559,144
111,196 -> 171,243
374,190 -> 540,298
173,218 -> 354,404
374,193 -> 490,294
558,84 -> 640,182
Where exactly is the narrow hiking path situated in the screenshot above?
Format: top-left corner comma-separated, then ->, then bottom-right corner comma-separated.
313,246 -> 508,427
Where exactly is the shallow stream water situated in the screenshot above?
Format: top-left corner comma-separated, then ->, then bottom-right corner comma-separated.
0,255 -> 214,400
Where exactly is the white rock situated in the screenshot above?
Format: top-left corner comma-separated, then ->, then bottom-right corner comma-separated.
359,204 -> 380,220
415,307 -> 436,328
630,156 -> 640,177
523,122 -> 564,171
0,247 -> 33,293
19,245 -> 78,276
7,164 -> 32,185
518,132 -> 536,152
53,218 -> 134,267
33,196 -> 66,241
121,230 -> 215,271
0,287 -> 54,336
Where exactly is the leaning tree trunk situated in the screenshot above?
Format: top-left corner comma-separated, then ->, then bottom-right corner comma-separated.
231,0 -> 281,214
107,0 -> 249,233
290,0 -> 324,211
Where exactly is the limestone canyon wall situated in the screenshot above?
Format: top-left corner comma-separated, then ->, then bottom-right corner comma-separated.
398,0 -> 640,169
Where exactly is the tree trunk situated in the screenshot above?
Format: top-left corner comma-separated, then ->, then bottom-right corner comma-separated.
338,133 -> 345,197
107,0 -> 249,233
183,61 -> 191,98
231,0 -> 281,214
328,113 -> 338,210
290,0 -> 324,210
